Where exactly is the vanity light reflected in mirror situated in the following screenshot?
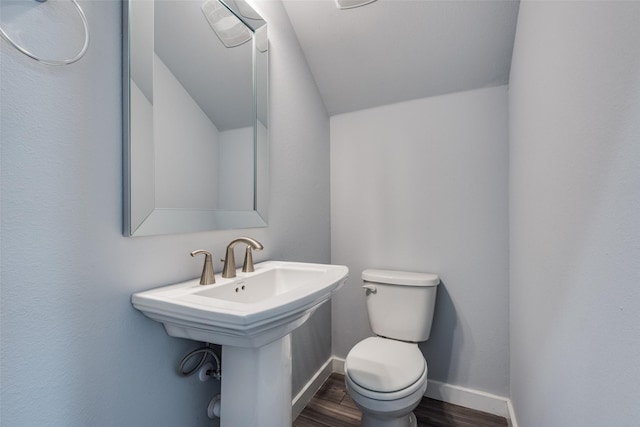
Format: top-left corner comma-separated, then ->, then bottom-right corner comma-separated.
123,0 -> 268,236
201,0 -> 252,48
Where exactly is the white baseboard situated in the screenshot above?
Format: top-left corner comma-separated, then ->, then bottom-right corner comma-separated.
292,358 -> 334,420
425,379 -> 511,419
507,399 -> 519,427
332,357 -> 345,374
302,357 -> 516,424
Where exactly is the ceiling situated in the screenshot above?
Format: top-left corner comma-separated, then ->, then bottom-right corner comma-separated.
282,0 -> 520,116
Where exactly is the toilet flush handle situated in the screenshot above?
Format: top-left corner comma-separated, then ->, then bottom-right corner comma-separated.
363,284 -> 377,296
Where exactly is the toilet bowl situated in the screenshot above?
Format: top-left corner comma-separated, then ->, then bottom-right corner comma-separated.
345,337 -> 428,427
344,269 -> 439,427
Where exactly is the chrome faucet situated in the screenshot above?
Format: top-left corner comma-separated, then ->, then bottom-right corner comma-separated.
222,237 -> 264,278
191,250 -> 215,285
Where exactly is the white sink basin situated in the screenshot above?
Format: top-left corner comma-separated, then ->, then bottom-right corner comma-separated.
131,261 -> 348,347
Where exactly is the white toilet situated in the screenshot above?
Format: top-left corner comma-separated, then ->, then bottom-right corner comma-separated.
344,269 -> 440,427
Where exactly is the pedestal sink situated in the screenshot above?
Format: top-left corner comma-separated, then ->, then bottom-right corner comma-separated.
131,261 -> 348,427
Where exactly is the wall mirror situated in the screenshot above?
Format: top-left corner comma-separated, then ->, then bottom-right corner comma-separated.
123,0 -> 268,236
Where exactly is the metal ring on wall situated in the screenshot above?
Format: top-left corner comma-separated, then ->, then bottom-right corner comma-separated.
0,0 -> 90,66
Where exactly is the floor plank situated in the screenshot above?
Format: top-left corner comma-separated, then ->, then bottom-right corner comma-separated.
293,373 -> 508,427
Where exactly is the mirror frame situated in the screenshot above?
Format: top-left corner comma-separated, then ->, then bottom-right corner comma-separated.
122,0 -> 268,236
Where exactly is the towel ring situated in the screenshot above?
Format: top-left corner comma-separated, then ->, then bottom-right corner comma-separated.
0,0 -> 90,66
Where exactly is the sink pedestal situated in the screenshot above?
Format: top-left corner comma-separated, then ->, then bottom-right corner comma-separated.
220,335 -> 292,427
131,261 -> 349,426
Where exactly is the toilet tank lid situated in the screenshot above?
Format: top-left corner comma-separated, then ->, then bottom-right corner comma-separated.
362,269 -> 440,286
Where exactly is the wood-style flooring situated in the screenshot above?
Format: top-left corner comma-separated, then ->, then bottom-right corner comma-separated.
293,373 -> 508,427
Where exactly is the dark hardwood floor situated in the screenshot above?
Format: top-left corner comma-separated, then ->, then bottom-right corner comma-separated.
293,373 -> 508,427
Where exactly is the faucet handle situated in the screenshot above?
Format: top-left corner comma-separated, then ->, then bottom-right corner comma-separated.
191,250 -> 215,285
222,237 -> 264,278
242,246 -> 256,273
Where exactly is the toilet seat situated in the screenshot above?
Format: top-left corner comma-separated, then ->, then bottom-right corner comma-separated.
345,337 -> 427,401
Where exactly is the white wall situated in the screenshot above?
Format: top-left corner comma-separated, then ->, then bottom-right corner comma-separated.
0,0 -> 330,425
218,127 -> 253,210
509,1 -> 640,425
154,54 -> 219,210
331,86 -> 509,396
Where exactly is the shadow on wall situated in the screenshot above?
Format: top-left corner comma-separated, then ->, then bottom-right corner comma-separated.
420,281 -> 458,384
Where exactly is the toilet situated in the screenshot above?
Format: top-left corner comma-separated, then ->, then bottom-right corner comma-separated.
344,269 -> 440,427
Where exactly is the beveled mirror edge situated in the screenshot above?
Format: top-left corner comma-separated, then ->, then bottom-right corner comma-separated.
122,1 -> 132,236
122,0 -> 268,237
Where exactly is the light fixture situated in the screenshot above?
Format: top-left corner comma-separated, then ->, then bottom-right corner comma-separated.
335,0 -> 378,9
201,0 -> 252,48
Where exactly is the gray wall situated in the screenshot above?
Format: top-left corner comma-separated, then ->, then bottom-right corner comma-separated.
258,0 -> 333,397
0,0 -> 330,425
330,86 -> 509,396
509,1 -> 640,425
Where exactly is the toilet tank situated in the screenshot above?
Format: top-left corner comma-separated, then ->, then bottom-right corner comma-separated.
362,269 -> 439,342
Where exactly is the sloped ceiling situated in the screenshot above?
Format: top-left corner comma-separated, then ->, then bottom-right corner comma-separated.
155,0 -> 254,131
282,0 -> 520,115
